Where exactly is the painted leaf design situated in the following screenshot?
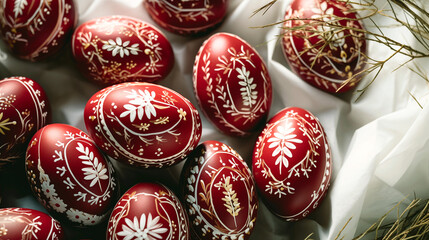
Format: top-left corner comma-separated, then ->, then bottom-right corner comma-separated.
221,176 -> 241,221
236,66 -> 258,107
0,112 -> 15,135
76,142 -> 108,190
120,89 -> 157,122
14,0 -> 28,18
267,124 -> 303,174
151,116 -> 169,125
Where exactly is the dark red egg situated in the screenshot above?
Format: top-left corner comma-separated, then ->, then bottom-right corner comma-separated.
107,182 -> 189,240
0,0 -> 77,61
72,15 -> 174,85
281,0 -> 367,92
193,33 -> 272,136
84,82 -> 202,168
0,77 -> 50,169
0,208 -> 64,239
25,123 -> 118,226
252,107 -> 332,221
180,140 -> 258,239
143,0 -> 228,35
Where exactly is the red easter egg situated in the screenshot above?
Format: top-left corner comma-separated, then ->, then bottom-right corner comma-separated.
180,140 -> 258,239
281,0 -> 367,92
84,82 -> 202,168
143,0 -> 228,35
0,0 -> 77,61
0,77 -> 50,169
193,33 -> 272,136
25,123 -> 118,226
252,107 -> 332,221
0,208 -> 64,239
107,182 -> 189,240
72,15 -> 174,86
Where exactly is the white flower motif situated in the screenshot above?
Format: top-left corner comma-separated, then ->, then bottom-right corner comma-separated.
311,1 -> 334,20
311,1 -> 345,48
41,181 -> 58,199
267,122 -> 303,174
49,197 -> 67,213
82,213 -> 103,226
236,66 -> 258,107
117,213 -> 168,240
316,24 -> 345,48
5,31 -> 28,45
77,32 -> 93,47
102,37 -> 141,58
66,208 -> 100,225
120,89 -> 157,122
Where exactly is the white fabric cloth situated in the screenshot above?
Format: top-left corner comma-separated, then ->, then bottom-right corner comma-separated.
1,0 -> 429,239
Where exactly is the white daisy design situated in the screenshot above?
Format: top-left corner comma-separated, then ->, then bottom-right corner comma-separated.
41,181 -> 58,199
67,208 -> 85,223
120,89 -> 157,122
49,196 -> 67,213
82,214 -> 103,226
66,208 -> 103,226
117,213 -> 168,240
102,37 -> 141,58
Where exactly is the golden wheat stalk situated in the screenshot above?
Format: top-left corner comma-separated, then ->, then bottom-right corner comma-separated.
221,176 -> 242,227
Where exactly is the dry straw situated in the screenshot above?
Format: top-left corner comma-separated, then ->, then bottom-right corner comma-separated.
300,198 -> 429,239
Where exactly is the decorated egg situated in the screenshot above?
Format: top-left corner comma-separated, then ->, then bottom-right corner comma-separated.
0,208 -> 64,239
107,182 -> 189,240
0,0 -> 77,61
180,140 -> 258,239
25,123 -> 118,226
281,0 -> 367,93
84,82 -> 201,168
193,33 -> 272,136
143,0 -> 228,35
72,15 -> 174,85
252,107 -> 331,221
0,77 -> 50,170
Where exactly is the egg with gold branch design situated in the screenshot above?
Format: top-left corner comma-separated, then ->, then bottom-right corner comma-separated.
0,0 -> 77,61
0,77 -> 50,170
72,15 -> 174,85
180,140 -> 258,239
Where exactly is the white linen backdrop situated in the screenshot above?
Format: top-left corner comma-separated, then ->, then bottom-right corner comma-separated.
1,0 -> 429,239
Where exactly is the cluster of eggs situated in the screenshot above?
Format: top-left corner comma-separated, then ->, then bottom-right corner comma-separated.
0,0 -> 368,238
